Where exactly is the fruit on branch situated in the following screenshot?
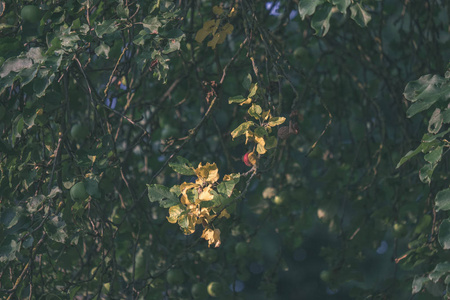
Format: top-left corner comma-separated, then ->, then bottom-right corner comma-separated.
243,152 -> 251,166
207,281 -> 223,297
21,5 -> 40,23
277,126 -> 291,140
166,269 -> 185,285
191,282 -> 208,300
71,123 -> 89,141
70,182 -> 88,201
235,241 -> 248,257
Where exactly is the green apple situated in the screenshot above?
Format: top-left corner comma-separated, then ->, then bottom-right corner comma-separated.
199,249 -> 218,263
166,269 -> 184,285
21,5 -> 40,23
393,222 -> 407,238
235,241 -> 248,257
207,281 -> 223,297
71,123 -> 89,141
70,182 -> 88,201
191,282 -> 208,300
320,270 -> 331,283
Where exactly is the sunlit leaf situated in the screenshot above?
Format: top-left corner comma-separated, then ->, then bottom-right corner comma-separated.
231,121 -> 254,139
169,156 -> 195,175
147,184 -> 179,208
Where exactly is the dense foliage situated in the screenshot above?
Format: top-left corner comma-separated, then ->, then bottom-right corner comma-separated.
0,0 -> 449,299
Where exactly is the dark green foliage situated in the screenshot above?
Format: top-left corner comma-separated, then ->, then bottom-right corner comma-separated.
0,0 -> 448,299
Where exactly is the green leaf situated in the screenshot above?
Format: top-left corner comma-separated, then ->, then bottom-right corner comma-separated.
45,215 -> 68,243
331,0 -> 351,13
248,83 -> 258,98
311,3 -> 333,37
350,3 -> 372,27
178,213 -> 189,229
265,136 -> 277,149
231,121 -> 254,139
0,239 -> 19,262
404,74 -> 450,117
396,142 -> 434,168
435,189 -> 450,212
419,163 -> 435,184
242,73 -> 252,90
142,16 -> 161,32
117,1 -> 130,18
27,195 -> 46,213
428,108 -> 443,134
95,42 -> 110,58
268,117 -> 286,127
412,276 -> 429,294
169,156 -> 195,175
248,104 -> 262,119
298,0 -> 325,20
217,173 -> 240,197
254,126 -> 268,137
439,220 -> 450,249
424,146 -> 443,164
95,20 -> 117,36
147,184 -> 179,208
429,261 -> 450,282
228,95 -> 247,104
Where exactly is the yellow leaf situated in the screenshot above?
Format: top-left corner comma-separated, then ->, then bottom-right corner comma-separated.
207,33 -> 221,49
257,143 -> 266,154
228,7 -> 237,17
167,205 -> 184,224
212,5 -> 224,15
195,163 -> 219,184
219,209 -> 230,219
195,28 -> 210,43
245,130 -> 254,144
201,228 -> 221,247
239,98 -> 252,106
199,186 -> 214,201
203,19 -> 217,31
222,23 -> 234,34
262,110 -> 271,121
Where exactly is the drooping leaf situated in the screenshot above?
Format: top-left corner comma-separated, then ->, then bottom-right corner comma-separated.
147,184 -> 179,208
228,95 -> 246,104
429,261 -> 450,282
412,276 -> 429,294
242,73 -> 252,90
298,0 -> 325,20
419,163 -> 435,184
404,74 -> 450,117
350,3 -> 372,27
248,83 -> 258,98
424,146 -> 443,164
435,189 -> 450,212
94,20 -> 117,36
428,108 -> 443,133
268,117 -> 286,127
311,3 -> 333,37
331,0 -> 351,13
169,156 -> 195,175
439,219 -> 450,249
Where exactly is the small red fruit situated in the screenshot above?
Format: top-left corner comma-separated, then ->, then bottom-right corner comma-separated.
243,152 -> 252,167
